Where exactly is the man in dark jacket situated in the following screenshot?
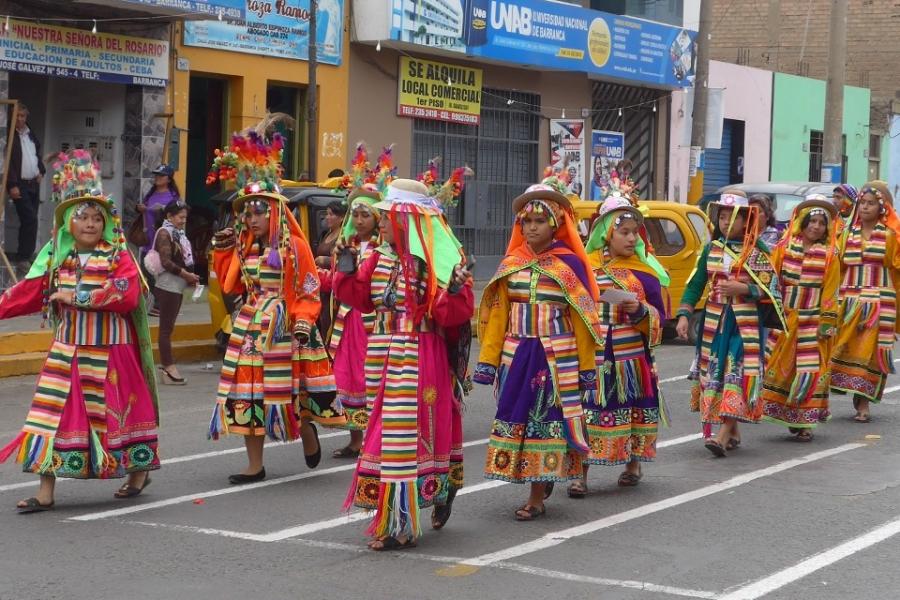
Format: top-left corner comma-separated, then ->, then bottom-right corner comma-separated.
7,103 -> 46,269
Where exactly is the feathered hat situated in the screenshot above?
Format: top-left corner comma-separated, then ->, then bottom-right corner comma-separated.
206,131 -> 284,211
51,149 -> 115,227
512,162 -> 573,214
340,144 -> 396,240
417,156 -> 473,214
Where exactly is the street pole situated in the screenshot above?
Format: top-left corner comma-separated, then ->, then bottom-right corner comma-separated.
822,0 -> 847,183
766,0 -> 780,67
687,0 -> 713,204
306,0 -> 318,181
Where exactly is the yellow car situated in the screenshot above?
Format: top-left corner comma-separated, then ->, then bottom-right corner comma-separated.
573,199 -> 710,341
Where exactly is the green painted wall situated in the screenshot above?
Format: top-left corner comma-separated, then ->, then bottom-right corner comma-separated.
770,73 -> 870,185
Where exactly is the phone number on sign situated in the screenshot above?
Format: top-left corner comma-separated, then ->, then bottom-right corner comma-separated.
399,105 -> 480,125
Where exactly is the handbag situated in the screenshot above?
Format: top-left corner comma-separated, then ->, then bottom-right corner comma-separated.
126,215 -> 149,247
143,228 -> 165,276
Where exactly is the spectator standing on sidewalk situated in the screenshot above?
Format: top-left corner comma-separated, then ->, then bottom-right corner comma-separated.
7,103 -> 46,274
153,199 -> 200,385
136,165 -> 180,315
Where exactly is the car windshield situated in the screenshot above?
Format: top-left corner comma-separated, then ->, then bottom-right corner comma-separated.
771,194 -> 804,223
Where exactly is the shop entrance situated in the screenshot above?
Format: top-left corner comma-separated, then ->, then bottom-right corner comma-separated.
4,73 -> 125,259
185,75 -> 227,280
265,84 -> 304,180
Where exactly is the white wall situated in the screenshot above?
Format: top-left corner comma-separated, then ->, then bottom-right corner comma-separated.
668,60 -> 773,202
38,78 -> 126,248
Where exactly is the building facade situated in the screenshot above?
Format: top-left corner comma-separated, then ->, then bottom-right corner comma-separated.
705,0 -> 895,189
350,0 -> 697,270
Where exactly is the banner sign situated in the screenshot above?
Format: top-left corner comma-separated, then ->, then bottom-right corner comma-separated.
589,130 -> 624,200
116,0 -> 244,19
550,119 -> 586,200
397,57 -> 482,125
184,0 -> 344,65
0,20 -> 169,87
390,0 -> 696,88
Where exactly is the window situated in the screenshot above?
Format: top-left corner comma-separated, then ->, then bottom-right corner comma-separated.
809,130 -> 848,183
687,213 -> 710,245
808,130 -> 823,182
645,217 -> 685,256
869,134 -> 883,181
411,88 -> 540,258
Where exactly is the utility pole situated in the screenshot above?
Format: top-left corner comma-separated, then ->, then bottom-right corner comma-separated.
306,0 -> 318,181
687,0 -> 713,204
822,0 -> 847,183
766,0 -> 780,67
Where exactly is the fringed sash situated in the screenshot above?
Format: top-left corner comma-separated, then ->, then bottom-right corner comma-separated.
210,249 -> 299,442
840,223 -> 897,374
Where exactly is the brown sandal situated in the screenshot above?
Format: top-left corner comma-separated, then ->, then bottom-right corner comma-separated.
617,470 -> 643,487
567,480 -> 587,498
795,430 -> 813,442
725,438 -> 741,451
114,476 -> 151,499
704,439 -> 727,457
515,504 -> 546,521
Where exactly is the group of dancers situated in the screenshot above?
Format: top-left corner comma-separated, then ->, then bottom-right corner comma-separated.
0,130 -> 896,552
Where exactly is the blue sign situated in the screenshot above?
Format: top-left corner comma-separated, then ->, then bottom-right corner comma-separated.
117,0 -> 244,19
184,0 -> 343,65
590,130 -> 625,200
391,0 -> 696,88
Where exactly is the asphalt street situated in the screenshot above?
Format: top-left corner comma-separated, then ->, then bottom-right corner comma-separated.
1,340 -> 900,600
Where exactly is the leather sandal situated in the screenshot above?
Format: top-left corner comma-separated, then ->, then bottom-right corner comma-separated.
704,439 -> 727,457
16,497 -> 55,514
114,475 -> 152,499
515,504 -> 546,521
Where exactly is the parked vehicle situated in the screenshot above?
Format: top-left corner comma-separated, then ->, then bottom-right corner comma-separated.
699,182 -> 836,230
573,199 -> 710,341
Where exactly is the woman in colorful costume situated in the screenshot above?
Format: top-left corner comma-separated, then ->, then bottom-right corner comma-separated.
324,144 -> 393,458
829,182 -> 900,422
0,150 -> 160,512
675,190 -> 784,456
761,195 -> 840,440
207,132 -> 344,484
334,177 -> 474,550
570,195 -> 667,496
475,170 -> 603,520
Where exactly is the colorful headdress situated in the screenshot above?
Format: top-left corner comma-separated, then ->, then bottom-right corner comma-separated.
846,181 -> 900,241
417,157 -> 473,214
376,179 -> 465,321
512,165 -> 573,217
585,195 -> 670,286
340,144 -> 396,240
707,189 -> 763,279
206,131 -> 284,199
597,168 -> 638,205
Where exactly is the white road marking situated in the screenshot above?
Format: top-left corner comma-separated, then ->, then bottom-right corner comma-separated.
658,375 -> 687,384
114,433 -> 704,540
0,431 -> 348,494
494,563 -> 717,599
66,438 -> 490,521
457,443 -> 865,567
717,514 -> 900,600
127,521 -> 716,598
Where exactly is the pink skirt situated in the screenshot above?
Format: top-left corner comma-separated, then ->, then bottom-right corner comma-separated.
333,309 -> 370,430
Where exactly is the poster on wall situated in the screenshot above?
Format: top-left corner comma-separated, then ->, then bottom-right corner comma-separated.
550,119 -> 586,199
589,130 -> 624,201
387,0 -> 697,88
397,57 -> 482,125
0,19 -> 169,86
183,0 -> 343,65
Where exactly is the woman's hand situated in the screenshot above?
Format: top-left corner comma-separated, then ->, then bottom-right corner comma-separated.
213,227 -> 236,249
675,315 -> 690,340
49,290 -> 75,305
181,270 -> 201,285
450,263 -> 472,290
621,298 -> 640,314
716,278 -> 750,297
